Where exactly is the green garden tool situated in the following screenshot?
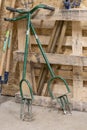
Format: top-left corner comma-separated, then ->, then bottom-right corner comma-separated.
5,3 -> 71,115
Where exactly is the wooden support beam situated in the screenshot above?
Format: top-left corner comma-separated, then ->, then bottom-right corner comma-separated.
63,36 -> 87,47
17,21 -> 26,51
13,51 -> 87,67
30,35 -> 87,47
72,21 -> 83,100
57,70 -> 87,81
32,8 -> 87,21
56,21 -> 67,53
32,20 -> 54,29
30,62 -> 37,94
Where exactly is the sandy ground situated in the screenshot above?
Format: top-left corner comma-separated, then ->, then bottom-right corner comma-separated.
0,95 -> 87,130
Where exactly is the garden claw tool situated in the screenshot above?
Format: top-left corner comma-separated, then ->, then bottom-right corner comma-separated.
4,3 -> 71,114
0,30 -> 12,84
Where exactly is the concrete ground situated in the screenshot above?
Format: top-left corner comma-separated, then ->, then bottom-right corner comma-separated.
0,95 -> 87,130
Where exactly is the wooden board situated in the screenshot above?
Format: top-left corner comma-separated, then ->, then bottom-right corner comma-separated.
32,9 -> 87,21
13,51 -> 87,67
30,35 -> 87,47
72,21 -> 83,100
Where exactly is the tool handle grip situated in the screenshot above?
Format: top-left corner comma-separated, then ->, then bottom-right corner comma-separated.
6,6 -> 18,12
43,4 -> 55,11
4,18 -> 12,21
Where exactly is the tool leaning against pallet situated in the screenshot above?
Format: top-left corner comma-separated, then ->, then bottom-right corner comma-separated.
0,30 -> 12,87
5,2 -> 71,117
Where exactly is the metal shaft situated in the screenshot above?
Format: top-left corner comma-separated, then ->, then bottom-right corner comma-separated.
31,23 -> 55,78
22,13 -> 31,79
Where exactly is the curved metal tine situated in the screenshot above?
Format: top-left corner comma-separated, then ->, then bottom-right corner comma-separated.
23,99 -> 33,121
20,100 -> 25,120
60,97 -> 67,114
57,97 -> 66,114
63,95 -> 72,114
28,100 -> 33,118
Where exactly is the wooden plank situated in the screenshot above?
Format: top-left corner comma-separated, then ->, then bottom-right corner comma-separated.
17,21 -> 26,51
30,62 -> 37,94
30,35 -> 87,47
63,36 -> 87,47
32,8 -> 87,21
57,69 -> 87,81
56,21 -> 67,53
13,51 -> 87,67
34,68 -> 87,81
31,35 -> 50,46
72,21 -> 83,100
32,20 -> 55,29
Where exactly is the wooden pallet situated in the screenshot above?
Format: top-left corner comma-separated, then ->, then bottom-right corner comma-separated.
12,18 -> 87,103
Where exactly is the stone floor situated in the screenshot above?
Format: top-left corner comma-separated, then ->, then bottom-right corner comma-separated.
0,95 -> 87,130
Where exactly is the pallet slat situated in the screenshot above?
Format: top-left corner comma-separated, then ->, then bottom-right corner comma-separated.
13,51 -> 87,66
32,9 -> 87,21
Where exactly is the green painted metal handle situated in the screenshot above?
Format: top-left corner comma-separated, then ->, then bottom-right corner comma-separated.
4,4 -> 55,22
30,4 -> 55,14
5,4 -> 55,15
20,79 -> 33,100
48,76 -> 71,99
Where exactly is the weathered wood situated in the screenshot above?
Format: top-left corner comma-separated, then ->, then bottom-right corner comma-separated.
13,51 -> 87,67
56,21 -> 67,53
32,8 -> 87,21
57,69 -> 87,81
72,22 -> 83,100
6,31 -> 12,73
30,62 -> 37,94
17,21 -> 26,51
32,20 -> 55,29
33,68 -> 87,81
63,36 -> 87,47
30,35 -> 50,45
30,35 -> 87,47
15,93 -> 87,112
